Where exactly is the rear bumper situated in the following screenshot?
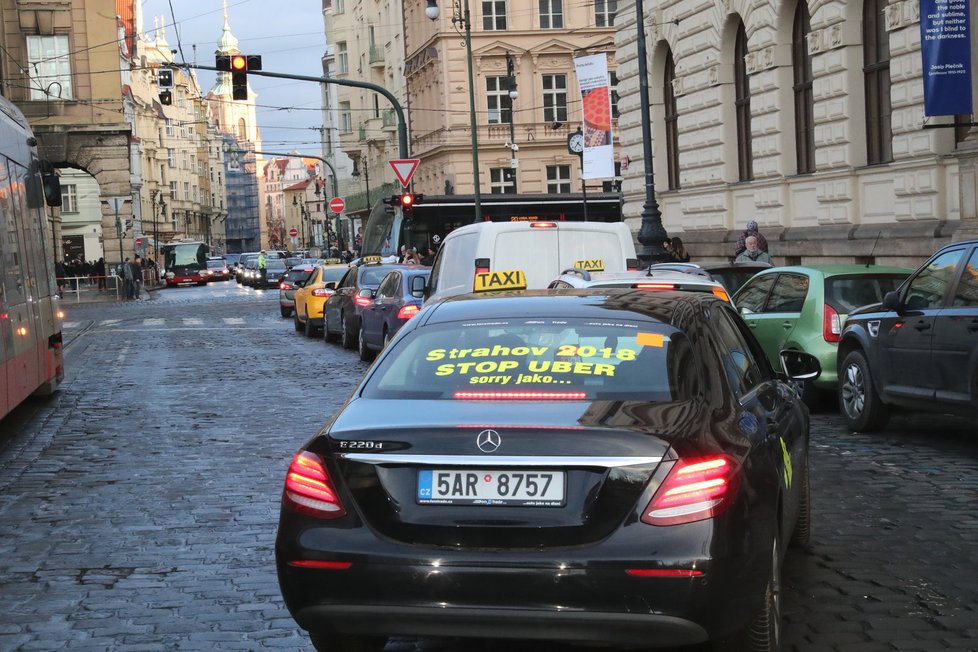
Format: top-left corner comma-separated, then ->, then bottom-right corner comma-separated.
290,603 -> 707,647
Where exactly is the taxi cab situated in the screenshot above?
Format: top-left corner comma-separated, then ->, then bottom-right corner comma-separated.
276,279 -> 821,652
292,261 -> 349,338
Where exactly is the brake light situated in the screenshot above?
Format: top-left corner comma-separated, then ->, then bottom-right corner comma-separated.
397,304 -> 420,320
354,294 -> 373,307
626,258 -> 641,271
312,288 -> 334,297
625,568 -> 704,577
286,560 -> 352,570
823,304 -> 841,343
283,451 -> 346,519
529,222 -> 558,228
453,391 -> 587,401
475,258 -> 490,276
641,455 -> 738,526
280,282 -> 294,290
633,283 -> 676,290
712,287 -> 731,303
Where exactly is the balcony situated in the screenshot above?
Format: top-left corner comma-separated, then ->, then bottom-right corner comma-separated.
369,45 -> 385,67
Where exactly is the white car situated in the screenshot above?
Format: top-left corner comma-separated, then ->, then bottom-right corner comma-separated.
547,268 -> 734,304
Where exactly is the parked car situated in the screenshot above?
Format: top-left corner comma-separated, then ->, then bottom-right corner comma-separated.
324,263 -> 406,349
275,288 -> 820,652
648,261 -> 773,296
733,265 -> 911,404
292,264 -> 350,336
358,267 -> 431,361
838,240 -> 978,431
548,268 -> 733,303
279,264 -> 315,318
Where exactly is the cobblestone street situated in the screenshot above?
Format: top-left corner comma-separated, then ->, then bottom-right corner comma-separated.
0,285 -> 975,651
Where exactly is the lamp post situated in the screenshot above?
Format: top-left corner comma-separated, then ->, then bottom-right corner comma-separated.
426,0 -> 482,221
351,155 -> 370,210
633,0 -> 670,263
505,52 -> 519,181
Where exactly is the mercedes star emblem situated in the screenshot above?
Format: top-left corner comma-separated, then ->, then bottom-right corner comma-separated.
476,429 -> 501,453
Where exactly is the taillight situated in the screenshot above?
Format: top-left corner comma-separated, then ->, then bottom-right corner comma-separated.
529,222 -> 558,228
312,288 -> 334,297
641,455 -> 738,526
823,304 -> 841,343
712,287 -> 731,303
397,304 -> 420,320
280,282 -> 293,290
283,451 -> 346,519
453,391 -> 587,401
626,258 -> 641,271
354,294 -> 372,307
475,258 -> 490,276
632,283 -> 676,290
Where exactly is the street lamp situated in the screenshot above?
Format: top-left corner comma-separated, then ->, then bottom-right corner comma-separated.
427,0 -> 482,221
505,52 -> 519,176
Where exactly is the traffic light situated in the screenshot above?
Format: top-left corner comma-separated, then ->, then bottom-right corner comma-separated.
157,67 -> 173,105
216,54 -> 262,101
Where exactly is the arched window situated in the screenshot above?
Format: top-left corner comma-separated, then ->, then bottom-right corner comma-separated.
863,0 -> 892,164
664,49 -> 680,190
238,117 -> 247,141
734,21 -> 753,181
792,2 -> 815,173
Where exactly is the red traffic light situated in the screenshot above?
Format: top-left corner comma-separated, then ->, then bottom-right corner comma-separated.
231,55 -> 247,71
400,193 -> 414,207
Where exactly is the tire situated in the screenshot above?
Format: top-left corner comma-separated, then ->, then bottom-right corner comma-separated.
293,309 -> 303,332
790,458 -> 811,548
716,535 -> 782,652
280,306 -> 291,318
340,313 -> 356,350
839,349 -> 889,432
308,632 -> 385,652
304,312 -> 317,338
382,327 -> 391,348
358,326 -> 375,362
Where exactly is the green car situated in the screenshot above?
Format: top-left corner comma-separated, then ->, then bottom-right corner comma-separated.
732,265 -> 911,403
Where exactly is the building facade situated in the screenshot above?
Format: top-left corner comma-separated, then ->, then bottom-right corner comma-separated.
614,0 -> 978,265
404,0 -> 620,196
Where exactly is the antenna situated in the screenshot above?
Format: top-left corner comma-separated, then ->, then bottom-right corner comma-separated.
866,230 -> 882,268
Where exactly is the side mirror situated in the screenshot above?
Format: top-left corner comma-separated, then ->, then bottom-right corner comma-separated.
358,288 -> 374,299
779,350 -> 822,381
410,275 -> 427,298
881,290 -> 902,313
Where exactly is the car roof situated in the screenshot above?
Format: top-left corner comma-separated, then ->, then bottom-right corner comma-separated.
555,269 -> 723,288
749,264 -> 912,277
422,288 -> 722,326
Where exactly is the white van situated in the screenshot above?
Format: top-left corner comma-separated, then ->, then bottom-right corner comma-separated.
424,221 -> 639,304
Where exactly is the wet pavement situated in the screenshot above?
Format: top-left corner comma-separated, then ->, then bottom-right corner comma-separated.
0,281 -> 976,650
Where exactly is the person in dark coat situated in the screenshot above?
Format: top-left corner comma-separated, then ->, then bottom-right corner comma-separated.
95,257 -> 106,291
734,220 -> 769,258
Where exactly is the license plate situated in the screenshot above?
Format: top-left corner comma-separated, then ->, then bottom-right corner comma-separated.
417,470 -> 565,506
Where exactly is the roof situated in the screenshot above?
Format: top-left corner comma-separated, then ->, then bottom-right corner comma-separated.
751,264 -> 913,277
283,179 -> 314,192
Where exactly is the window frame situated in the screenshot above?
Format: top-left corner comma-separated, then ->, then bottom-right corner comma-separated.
792,1 -> 816,174
951,247 -> 978,307
664,50 -> 680,190
489,167 -> 517,194
337,41 -> 349,74
539,0 -> 563,28
542,74 -> 568,124
734,21 -> 753,182
486,76 -> 513,124
863,0 -> 893,165
763,273 -> 810,313
595,0 -> 617,27
546,165 -> 572,193
482,0 -> 507,30
712,306 -> 770,399
903,248 -> 965,311
61,184 -> 78,214
26,35 -> 73,100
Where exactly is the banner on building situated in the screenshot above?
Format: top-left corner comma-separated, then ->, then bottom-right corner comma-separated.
573,54 -> 615,179
919,0 -> 973,116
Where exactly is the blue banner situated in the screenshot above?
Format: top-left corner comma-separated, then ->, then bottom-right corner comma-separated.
919,0 -> 973,116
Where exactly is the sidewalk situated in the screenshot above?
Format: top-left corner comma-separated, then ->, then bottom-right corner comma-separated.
57,283 -> 153,304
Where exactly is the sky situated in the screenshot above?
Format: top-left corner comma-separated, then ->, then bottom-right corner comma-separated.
141,0 -> 327,156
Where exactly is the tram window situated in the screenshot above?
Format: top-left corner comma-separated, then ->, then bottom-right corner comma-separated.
0,159 -> 27,304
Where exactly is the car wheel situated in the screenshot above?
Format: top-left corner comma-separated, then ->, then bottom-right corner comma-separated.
341,313 -> 356,350
717,534 -> 782,652
280,306 -> 291,318
358,326 -> 375,362
382,327 -> 391,348
304,312 -> 317,338
293,309 -> 303,332
839,350 -> 888,432
308,632 -> 385,652
790,457 -> 811,549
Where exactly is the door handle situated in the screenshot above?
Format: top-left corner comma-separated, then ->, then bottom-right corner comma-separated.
914,321 -> 931,332
748,322 -> 757,328
782,321 -> 793,330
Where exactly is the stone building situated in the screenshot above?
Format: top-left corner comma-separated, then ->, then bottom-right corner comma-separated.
404,0 -> 620,196
614,0 -> 978,266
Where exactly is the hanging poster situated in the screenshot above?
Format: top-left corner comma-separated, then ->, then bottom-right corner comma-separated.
573,54 -> 615,179
919,0 -> 973,116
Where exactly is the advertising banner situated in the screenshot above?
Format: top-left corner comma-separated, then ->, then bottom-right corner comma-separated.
919,0 -> 973,116
573,54 -> 615,179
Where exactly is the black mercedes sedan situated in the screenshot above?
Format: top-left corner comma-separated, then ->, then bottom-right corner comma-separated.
276,289 -> 819,652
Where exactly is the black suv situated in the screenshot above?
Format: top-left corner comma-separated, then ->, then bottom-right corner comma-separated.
837,239 -> 978,431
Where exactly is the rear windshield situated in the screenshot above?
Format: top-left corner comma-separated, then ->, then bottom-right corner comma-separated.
361,318 -> 701,402
206,260 -> 224,268
267,259 -> 287,270
359,266 -> 395,286
825,275 -> 907,313
710,270 -> 761,295
285,269 -> 313,283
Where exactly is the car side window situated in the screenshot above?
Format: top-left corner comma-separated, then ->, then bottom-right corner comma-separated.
734,275 -> 775,314
377,273 -> 398,298
905,249 -> 964,310
713,307 -> 767,397
764,274 -> 809,313
339,269 -> 355,290
951,248 -> 978,307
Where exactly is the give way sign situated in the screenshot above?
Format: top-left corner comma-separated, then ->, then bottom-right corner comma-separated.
389,159 -> 420,188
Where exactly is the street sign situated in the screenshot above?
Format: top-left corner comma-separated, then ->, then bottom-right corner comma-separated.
329,197 -> 346,214
389,159 -> 420,188
136,238 -> 143,246
289,228 -> 299,237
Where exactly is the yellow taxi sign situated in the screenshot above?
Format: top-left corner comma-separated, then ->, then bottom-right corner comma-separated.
473,270 -> 528,293
360,255 -> 383,264
575,259 -> 604,272
322,258 -> 342,264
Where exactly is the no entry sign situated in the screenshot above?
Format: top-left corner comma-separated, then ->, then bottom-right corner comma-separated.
289,228 -> 298,237
329,197 -> 346,214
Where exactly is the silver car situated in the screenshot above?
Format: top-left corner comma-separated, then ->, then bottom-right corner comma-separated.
547,268 -> 733,303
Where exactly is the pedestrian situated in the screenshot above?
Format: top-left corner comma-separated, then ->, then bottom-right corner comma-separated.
122,257 -> 134,299
734,220 -> 769,258
95,257 -> 106,291
399,245 -> 409,264
420,245 -> 437,266
257,250 -> 267,287
668,237 -> 690,263
735,236 -> 772,264
130,256 -> 143,299
54,260 -> 66,297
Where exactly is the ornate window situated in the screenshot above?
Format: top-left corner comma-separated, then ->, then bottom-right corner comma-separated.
863,0 -> 892,164
793,2 -> 815,173
664,50 -> 680,190
734,21 -> 753,181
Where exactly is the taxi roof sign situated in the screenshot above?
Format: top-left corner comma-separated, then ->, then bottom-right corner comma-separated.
322,258 -> 342,264
360,255 -> 384,264
473,269 -> 527,293
575,259 -> 605,272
